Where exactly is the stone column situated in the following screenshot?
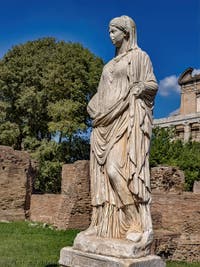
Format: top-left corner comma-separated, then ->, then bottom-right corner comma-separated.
183,122 -> 191,142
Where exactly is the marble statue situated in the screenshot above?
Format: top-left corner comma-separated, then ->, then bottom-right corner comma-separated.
59,16 -> 165,266
73,15 -> 158,258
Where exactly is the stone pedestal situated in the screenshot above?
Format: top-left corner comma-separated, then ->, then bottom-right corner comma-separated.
72,232 -> 152,258
59,247 -> 166,267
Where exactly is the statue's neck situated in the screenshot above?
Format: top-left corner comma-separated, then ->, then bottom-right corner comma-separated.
115,39 -> 130,56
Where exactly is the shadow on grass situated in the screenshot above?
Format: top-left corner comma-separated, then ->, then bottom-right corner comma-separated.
45,264 -> 59,267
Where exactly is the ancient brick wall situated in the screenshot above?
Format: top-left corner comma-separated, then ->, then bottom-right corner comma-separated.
55,160 -> 91,230
30,161 -> 91,230
151,166 -> 185,193
152,193 -> 200,233
30,194 -> 62,224
2,145 -> 199,261
0,145 -> 35,221
150,166 -> 200,262
29,160 -> 200,262
151,193 -> 200,262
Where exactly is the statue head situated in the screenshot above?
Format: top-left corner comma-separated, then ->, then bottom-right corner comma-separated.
109,15 -> 138,51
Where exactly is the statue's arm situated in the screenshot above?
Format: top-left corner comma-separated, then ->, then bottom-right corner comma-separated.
133,52 -> 158,102
87,93 -> 100,119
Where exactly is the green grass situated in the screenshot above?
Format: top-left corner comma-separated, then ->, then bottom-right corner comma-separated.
0,221 -> 199,267
0,221 -> 79,267
166,262 -> 200,267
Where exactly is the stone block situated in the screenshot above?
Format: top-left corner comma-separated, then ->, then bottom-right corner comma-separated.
0,145 -> 36,221
73,233 -> 152,259
193,181 -> 200,193
55,160 -> 91,230
151,166 -> 185,193
59,247 -> 166,267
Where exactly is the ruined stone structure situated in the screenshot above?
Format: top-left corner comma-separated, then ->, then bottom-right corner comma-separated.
30,161 -> 91,230
30,194 -> 62,224
154,68 -> 200,142
0,146 -> 35,221
150,166 -> 185,193
30,161 -> 200,262
1,146 -> 199,262
152,193 -> 200,262
55,160 -> 91,230
193,181 -> 200,194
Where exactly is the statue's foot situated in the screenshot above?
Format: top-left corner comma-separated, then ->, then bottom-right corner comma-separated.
73,226 -> 98,248
142,229 -> 153,244
126,231 -> 142,242
78,226 -> 97,237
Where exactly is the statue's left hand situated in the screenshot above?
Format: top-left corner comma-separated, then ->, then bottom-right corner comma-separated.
132,82 -> 145,97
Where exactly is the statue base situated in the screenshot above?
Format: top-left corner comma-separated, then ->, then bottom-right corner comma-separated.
59,247 -> 166,267
72,231 -> 152,258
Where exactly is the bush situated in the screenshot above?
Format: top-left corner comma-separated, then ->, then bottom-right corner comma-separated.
150,128 -> 200,191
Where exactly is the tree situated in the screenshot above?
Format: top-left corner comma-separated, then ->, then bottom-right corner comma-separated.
0,38 -> 103,148
150,127 -> 174,167
0,38 -> 103,192
150,127 -> 200,191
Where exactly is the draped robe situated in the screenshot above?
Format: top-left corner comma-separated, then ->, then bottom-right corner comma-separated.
87,48 -> 158,239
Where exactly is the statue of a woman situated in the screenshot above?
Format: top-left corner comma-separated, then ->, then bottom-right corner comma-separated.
75,15 -> 158,255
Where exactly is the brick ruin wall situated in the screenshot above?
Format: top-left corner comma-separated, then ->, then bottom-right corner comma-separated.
55,161 -> 91,230
30,161 -> 200,262
30,161 -> 91,229
151,193 -> 200,262
0,146 -> 35,221
0,146 -> 199,262
30,194 -> 62,224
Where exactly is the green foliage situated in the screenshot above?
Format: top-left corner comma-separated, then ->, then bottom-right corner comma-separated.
0,121 -> 20,147
0,101 -> 20,147
0,38 -> 103,192
48,99 -> 86,141
150,127 -> 200,191
150,127 -> 174,167
23,134 -> 90,193
0,221 -> 79,267
166,261 -> 200,267
30,140 -> 62,193
0,38 -> 103,146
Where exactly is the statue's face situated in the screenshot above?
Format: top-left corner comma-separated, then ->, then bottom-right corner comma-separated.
109,25 -> 124,48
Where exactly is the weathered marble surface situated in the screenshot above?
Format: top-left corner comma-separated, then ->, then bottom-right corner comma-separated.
59,14 -> 163,266
73,233 -> 152,258
59,247 -> 166,267
81,14 -> 158,248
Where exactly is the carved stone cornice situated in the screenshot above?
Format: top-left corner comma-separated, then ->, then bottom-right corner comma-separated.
153,113 -> 200,128
178,68 -> 200,86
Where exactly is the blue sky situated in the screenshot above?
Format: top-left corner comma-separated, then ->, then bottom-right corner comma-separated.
0,0 -> 199,118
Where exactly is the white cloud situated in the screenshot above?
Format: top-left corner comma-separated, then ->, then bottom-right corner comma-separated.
169,108 -> 180,116
192,68 -> 200,76
158,75 -> 180,97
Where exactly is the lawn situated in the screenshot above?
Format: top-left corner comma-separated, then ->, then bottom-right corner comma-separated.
0,221 -> 79,267
0,221 -> 199,267
167,263 -> 200,267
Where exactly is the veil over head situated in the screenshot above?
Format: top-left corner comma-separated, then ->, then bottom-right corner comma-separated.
109,15 -> 138,50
